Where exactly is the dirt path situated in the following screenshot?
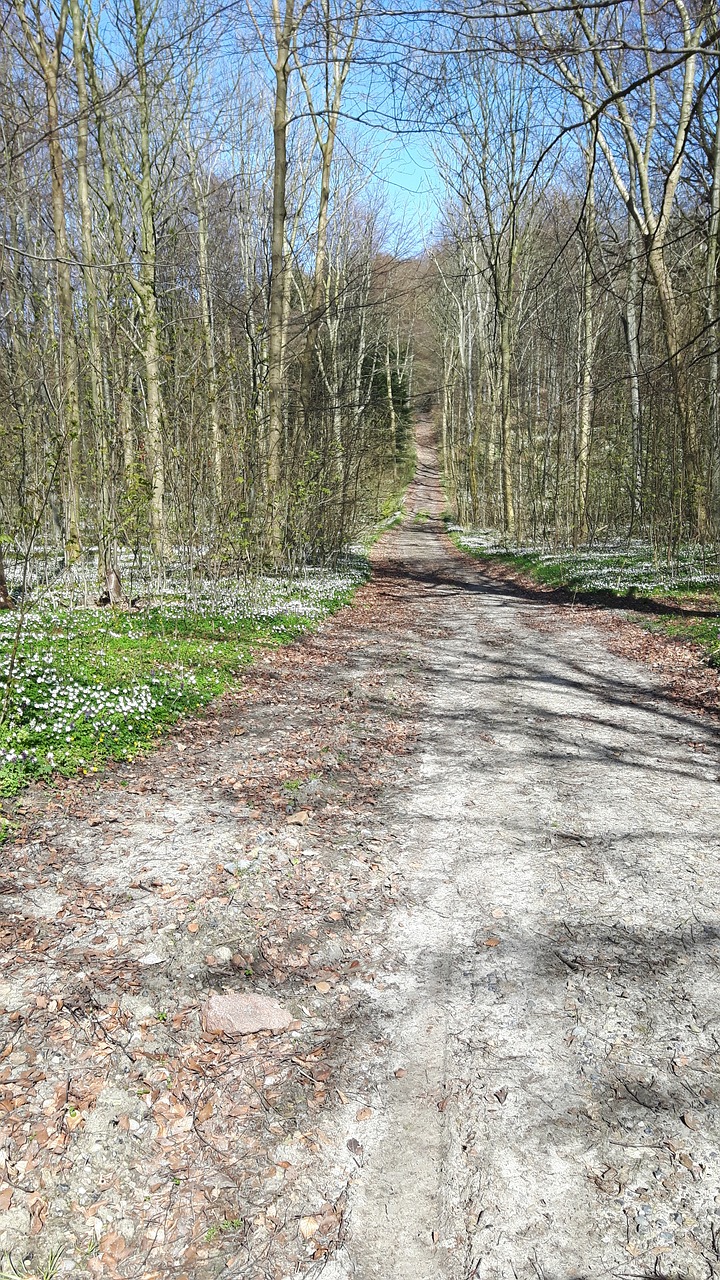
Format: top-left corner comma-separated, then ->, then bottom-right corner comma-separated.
3,425 -> 720,1279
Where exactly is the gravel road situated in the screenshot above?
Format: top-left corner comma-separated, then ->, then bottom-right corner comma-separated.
326,424 -> 720,1280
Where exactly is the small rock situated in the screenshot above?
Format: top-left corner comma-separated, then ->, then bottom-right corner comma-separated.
138,952 -> 164,966
202,992 -> 293,1035
214,946 -> 233,965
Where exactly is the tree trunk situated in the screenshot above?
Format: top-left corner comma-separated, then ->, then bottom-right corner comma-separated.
70,0 -> 110,566
133,0 -> 166,556
267,0 -> 294,548
648,242 -> 706,536
576,170 -> 594,541
0,541 -> 13,609
17,0 -> 85,564
707,100 -> 720,523
196,186 -> 223,505
499,310 -> 515,536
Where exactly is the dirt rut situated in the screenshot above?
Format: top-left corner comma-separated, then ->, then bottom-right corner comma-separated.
323,429 -> 720,1279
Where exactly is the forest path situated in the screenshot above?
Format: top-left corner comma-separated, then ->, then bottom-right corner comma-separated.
323,423 -> 720,1280
3,424 -> 720,1280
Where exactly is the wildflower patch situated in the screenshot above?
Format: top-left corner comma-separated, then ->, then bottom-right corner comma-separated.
0,560 -> 368,794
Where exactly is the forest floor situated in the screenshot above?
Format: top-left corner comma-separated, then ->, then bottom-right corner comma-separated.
3,423 -> 720,1279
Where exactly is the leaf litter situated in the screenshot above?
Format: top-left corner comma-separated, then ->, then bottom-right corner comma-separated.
0,540 -> 425,1279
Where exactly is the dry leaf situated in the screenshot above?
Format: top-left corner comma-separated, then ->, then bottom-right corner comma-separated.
0,1187 -> 13,1211
187,921 -> 199,934
287,810 -> 310,826
494,1086 -> 508,1104
346,1137 -> 363,1164
336,1089 -> 348,1104
355,1106 -> 372,1121
484,937 -> 500,947
394,1068 -> 407,1079
299,1216 -> 319,1240
65,1109 -> 84,1131
314,981 -> 331,994
681,1111 -> 699,1130
196,1099 -> 215,1122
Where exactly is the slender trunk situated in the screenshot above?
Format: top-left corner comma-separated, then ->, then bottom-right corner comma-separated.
70,0 -> 110,566
194,179 -> 222,504
626,216 -> 642,521
267,0 -> 294,545
0,540 -> 13,609
499,310 -> 515,536
708,102 -> 720,525
40,23 -> 82,563
384,328 -> 397,478
120,366 -> 135,475
648,241 -> 706,536
576,173 -> 594,541
133,0 -> 166,555
299,130 -> 334,421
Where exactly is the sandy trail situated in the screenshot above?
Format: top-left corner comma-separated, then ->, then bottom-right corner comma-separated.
326,426 -> 720,1280
3,424 -> 720,1280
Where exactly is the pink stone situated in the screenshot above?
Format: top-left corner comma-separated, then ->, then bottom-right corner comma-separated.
202,992 -> 293,1035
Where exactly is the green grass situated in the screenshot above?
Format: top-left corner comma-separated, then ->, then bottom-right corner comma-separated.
450,526 -> 720,665
645,613 -> 720,665
450,527 -> 720,598
0,565 -> 367,795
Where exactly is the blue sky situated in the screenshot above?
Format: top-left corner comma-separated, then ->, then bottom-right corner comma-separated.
370,128 -> 443,253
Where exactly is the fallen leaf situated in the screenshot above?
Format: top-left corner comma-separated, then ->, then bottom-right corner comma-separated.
314,981 -> 332,994
196,1099 -> 214,1122
484,937 -> 500,947
355,1106 -> 372,1121
681,1111 -> 699,1130
299,1216 -> 319,1240
0,1187 -> 12,1211
394,1068 -> 407,1079
287,810 -> 310,826
336,1089 -> 348,1104
494,1086 -> 508,1104
187,922 -> 199,934
346,1137 -> 363,1163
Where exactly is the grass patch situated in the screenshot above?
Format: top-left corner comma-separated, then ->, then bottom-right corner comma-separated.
450,528 -> 720,600
644,614 -> 720,666
450,526 -> 720,663
0,561 -> 368,795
